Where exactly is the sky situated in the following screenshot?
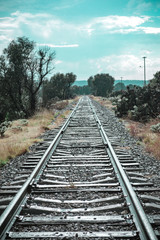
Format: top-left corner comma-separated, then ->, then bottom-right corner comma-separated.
0,0 -> 160,81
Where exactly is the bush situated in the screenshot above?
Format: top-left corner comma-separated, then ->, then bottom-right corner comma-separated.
0,121 -> 12,137
150,123 -> 160,133
114,84 -> 160,122
20,119 -> 28,126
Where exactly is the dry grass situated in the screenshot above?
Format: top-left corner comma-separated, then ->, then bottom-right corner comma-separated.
51,100 -> 69,110
0,100 -> 74,166
91,96 -> 113,110
124,118 -> 160,160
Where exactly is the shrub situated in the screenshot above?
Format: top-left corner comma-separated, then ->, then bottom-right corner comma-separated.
0,159 -> 9,167
15,111 -> 26,119
150,123 -> 160,133
0,121 -> 12,137
114,85 -> 160,122
20,119 -> 28,126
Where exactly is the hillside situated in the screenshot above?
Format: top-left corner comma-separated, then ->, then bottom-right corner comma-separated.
73,80 -> 88,86
115,80 -> 148,87
73,80 -> 149,87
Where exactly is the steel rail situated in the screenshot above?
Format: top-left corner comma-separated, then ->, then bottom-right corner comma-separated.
88,97 -> 158,240
0,97 -> 82,240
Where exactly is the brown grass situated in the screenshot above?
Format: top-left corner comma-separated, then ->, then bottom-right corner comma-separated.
52,100 -> 69,110
92,96 -> 113,110
124,118 -> 160,160
0,100 -> 75,166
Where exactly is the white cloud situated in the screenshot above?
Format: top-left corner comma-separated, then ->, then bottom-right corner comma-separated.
88,54 -> 160,80
111,26 -> 160,35
92,15 -> 149,29
0,16 -> 18,29
111,28 -> 138,34
0,35 -> 12,41
84,15 -> 153,35
37,43 -> 79,48
55,60 -> 63,65
127,0 -> 152,14
0,11 -> 158,52
140,27 -> 160,34
0,11 -> 81,53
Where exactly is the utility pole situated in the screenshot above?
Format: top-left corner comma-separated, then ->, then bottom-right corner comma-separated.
120,77 -> 123,92
143,57 -> 147,86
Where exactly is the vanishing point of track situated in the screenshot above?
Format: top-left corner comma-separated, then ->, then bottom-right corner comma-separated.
0,96 -> 160,239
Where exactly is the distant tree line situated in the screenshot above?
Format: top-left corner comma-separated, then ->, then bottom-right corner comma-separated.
71,85 -> 91,96
70,73 -> 115,97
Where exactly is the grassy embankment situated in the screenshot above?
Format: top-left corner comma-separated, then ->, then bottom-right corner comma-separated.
0,99 -> 76,167
93,96 -> 160,160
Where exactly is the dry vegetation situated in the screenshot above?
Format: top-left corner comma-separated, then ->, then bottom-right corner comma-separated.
124,118 -> 160,160
92,96 -> 160,160
0,99 -> 75,167
91,96 -> 114,110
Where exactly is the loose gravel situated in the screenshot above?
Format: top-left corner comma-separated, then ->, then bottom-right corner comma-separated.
92,99 -> 160,193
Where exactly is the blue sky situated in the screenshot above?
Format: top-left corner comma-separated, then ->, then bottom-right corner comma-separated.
0,0 -> 160,80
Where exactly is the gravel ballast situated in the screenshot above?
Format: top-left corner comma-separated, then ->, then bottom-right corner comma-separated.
0,98 -> 160,192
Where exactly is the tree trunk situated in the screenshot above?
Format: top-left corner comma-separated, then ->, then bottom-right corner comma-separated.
30,93 -> 36,116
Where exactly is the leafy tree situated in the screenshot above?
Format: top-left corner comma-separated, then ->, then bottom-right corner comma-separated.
87,73 -> 115,97
127,84 -> 136,90
43,72 -> 76,104
149,71 -> 160,88
71,85 -> 91,96
62,73 -> 76,99
114,82 -> 126,91
0,37 -> 55,120
87,76 -> 95,94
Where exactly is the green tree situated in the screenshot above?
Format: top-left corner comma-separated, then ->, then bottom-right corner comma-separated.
87,73 -> 115,97
43,72 -> 76,103
71,85 -> 91,96
114,82 -> 126,91
0,37 -> 55,119
87,76 -> 95,94
62,73 -> 76,99
149,71 -> 160,88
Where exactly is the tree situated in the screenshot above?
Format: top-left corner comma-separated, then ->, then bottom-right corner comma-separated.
114,82 -> 126,91
43,72 -> 76,104
25,47 -> 55,114
87,73 -> 115,97
87,76 -> 95,94
0,37 -> 55,119
2,37 -> 35,116
71,85 -> 91,96
149,71 -> 160,88
63,73 -> 76,99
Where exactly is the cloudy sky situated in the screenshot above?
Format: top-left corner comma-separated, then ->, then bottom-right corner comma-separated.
0,0 -> 160,80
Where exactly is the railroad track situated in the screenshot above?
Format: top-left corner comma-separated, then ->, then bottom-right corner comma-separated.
0,96 -> 160,239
